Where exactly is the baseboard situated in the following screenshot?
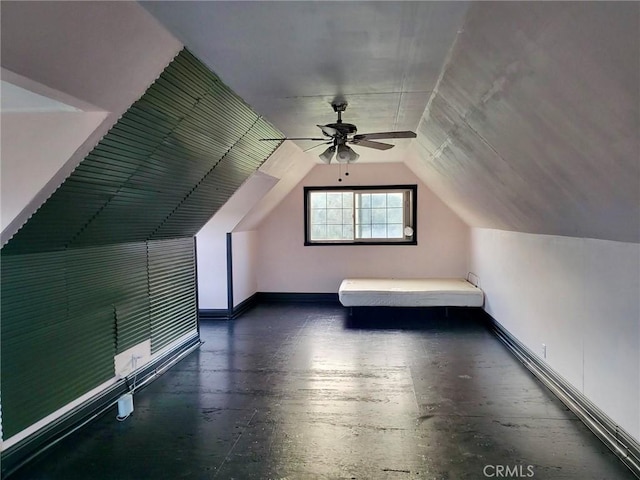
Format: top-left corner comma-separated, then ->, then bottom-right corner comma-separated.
199,308 -> 231,320
232,293 -> 259,318
198,293 -> 259,321
198,292 -> 339,321
1,334 -> 202,478
483,312 -> 640,478
257,292 -> 340,304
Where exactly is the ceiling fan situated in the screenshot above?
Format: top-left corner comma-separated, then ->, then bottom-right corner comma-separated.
260,102 -> 417,164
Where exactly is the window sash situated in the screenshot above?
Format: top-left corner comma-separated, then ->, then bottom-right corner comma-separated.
305,185 -> 416,245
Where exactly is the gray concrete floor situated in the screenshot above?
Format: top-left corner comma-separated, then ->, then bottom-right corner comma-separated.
10,304 -> 635,479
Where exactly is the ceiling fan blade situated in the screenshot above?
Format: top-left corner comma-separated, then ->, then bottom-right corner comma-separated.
304,141 -> 333,153
349,139 -> 394,151
352,131 -> 417,141
317,125 -> 339,137
260,137 -> 328,141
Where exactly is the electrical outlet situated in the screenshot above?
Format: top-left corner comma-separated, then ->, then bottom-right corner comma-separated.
114,340 -> 151,378
542,344 -> 547,359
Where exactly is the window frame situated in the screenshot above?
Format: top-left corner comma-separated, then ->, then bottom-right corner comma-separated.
303,184 -> 417,246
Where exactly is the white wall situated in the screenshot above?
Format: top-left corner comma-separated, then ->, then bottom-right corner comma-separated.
256,162 -> 470,293
470,228 -> 640,441
195,142 -> 315,311
1,2 -> 181,113
1,112 -> 108,231
195,230 -> 229,310
232,230 -> 259,307
196,172 -> 279,310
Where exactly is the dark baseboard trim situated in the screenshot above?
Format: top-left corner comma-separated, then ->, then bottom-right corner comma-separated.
199,308 -> 231,320
2,334 -> 202,479
198,293 -> 259,321
232,293 -> 258,318
257,292 -> 340,304
484,311 -> 640,478
199,293 -> 340,320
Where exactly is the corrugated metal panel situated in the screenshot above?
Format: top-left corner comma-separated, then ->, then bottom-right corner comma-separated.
0,251 -> 115,438
65,243 -> 150,354
149,118 -> 283,239
0,48 -> 283,439
2,48 -> 283,254
148,238 -> 197,353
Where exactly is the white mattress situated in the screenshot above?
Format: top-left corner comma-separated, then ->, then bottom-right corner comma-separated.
338,278 -> 484,308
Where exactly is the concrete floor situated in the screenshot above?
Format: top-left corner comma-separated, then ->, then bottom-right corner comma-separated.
10,303 -> 635,479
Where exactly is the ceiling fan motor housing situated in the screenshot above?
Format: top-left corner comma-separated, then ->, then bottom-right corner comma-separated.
325,122 -> 357,137
331,101 -> 348,113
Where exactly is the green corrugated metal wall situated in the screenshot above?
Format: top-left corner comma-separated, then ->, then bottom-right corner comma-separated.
0,49 -> 283,438
148,239 -> 197,353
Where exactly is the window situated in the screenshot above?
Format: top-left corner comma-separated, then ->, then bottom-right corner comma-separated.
304,185 -> 417,245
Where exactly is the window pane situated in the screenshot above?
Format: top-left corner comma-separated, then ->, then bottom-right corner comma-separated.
343,209 -> 353,224
371,193 -> 386,208
387,193 -> 403,207
310,192 -> 326,209
327,224 -> 344,240
387,224 -> 403,238
387,207 -> 403,223
306,187 -> 415,245
371,208 -> 386,223
358,225 -> 372,238
311,224 -> 326,240
311,209 -> 326,224
372,224 -> 387,238
356,208 -> 371,224
326,192 -> 343,208
326,208 -> 342,224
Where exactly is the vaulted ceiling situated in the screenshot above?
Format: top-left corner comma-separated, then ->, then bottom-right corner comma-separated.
142,1 -> 468,163
2,2 -> 638,245
142,1 -> 639,243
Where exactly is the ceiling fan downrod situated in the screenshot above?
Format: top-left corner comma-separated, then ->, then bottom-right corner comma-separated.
332,101 -> 348,124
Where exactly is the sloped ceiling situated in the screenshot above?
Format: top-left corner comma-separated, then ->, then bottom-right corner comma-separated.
141,1 -> 469,164
1,1 -> 183,243
2,2 -> 637,244
410,2 -> 639,243
1,1 -> 180,113
143,1 -> 639,244
2,50 -> 282,254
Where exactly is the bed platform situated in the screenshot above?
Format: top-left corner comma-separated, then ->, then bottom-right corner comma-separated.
338,278 -> 484,308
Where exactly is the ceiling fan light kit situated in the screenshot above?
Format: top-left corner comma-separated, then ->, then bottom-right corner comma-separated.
319,145 -> 336,164
260,101 -> 417,164
336,144 -> 359,163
